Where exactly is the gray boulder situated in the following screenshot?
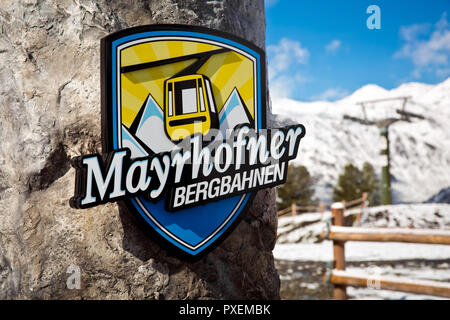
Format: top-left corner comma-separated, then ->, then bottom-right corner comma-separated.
0,0 -> 280,299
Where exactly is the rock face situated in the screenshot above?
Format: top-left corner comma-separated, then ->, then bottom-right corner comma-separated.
0,0 -> 280,299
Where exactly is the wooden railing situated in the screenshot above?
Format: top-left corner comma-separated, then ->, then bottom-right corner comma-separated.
321,203 -> 450,299
277,193 -> 368,225
277,204 -> 323,217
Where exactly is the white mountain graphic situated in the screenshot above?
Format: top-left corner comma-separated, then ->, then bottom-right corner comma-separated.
121,125 -> 148,158
121,87 -> 254,159
218,87 -> 253,138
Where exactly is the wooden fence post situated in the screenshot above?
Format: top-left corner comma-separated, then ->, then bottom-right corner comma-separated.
319,202 -> 325,218
331,202 -> 347,300
356,193 -> 368,226
291,203 -> 297,217
341,200 -> 347,211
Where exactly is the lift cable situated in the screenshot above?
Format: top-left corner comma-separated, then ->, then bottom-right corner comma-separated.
120,48 -> 230,74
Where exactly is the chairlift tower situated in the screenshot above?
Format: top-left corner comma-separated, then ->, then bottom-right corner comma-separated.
343,96 -> 425,205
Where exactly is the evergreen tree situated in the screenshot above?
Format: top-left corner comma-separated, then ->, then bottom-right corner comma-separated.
333,162 -> 380,205
333,163 -> 362,202
361,162 -> 381,205
277,164 -> 316,210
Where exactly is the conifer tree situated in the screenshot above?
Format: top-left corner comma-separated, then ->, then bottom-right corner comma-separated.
277,164 -> 316,210
333,162 -> 380,205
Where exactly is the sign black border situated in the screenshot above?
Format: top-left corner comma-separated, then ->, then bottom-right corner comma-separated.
100,24 -> 267,260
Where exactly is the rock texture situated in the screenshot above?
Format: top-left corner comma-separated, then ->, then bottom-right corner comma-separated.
0,0 -> 280,299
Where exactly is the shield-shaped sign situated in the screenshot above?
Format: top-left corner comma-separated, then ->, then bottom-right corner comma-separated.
100,25 -> 267,257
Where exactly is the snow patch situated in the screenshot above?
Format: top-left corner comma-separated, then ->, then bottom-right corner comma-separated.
274,241 -> 450,262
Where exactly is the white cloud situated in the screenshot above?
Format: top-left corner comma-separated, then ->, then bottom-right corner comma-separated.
399,23 -> 430,42
325,40 -> 342,53
395,12 -> 450,79
310,88 -> 349,101
268,38 -> 309,79
269,74 -> 308,99
267,38 -> 309,99
436,11 -> 449,29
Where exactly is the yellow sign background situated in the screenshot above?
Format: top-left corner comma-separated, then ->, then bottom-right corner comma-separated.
120,40 -> 255,128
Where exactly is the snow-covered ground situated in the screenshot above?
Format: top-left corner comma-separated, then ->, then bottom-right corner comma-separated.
272,78 -> 450,299
275,258 -> 449,300
277,203 -> 450,243
275,240 -> 450,300
274,241 -> 450,262
345,264 -> 450,300
275,204 -> 450,300
272,78 -> 450,203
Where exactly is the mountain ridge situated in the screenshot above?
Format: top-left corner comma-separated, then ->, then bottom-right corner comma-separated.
272,77 -> 450,203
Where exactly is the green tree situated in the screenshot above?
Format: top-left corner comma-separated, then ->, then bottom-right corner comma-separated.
277,164 -> 316,210
333,162 -> 380,206
333,163 -> 362,202
361,162 -> 381,205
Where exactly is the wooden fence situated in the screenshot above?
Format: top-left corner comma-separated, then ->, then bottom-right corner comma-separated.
321,203 -> 450,299
276,194 -> 369,242
277,193 -> 368,226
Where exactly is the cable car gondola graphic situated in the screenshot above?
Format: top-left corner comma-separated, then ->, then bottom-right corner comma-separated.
121,48 -> 230,141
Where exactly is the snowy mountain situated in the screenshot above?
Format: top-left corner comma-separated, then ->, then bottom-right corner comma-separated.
272,78 -> 450,203
427,186 -> 450,204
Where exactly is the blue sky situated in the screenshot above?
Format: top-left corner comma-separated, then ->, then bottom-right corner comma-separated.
265,0 -> 450,101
